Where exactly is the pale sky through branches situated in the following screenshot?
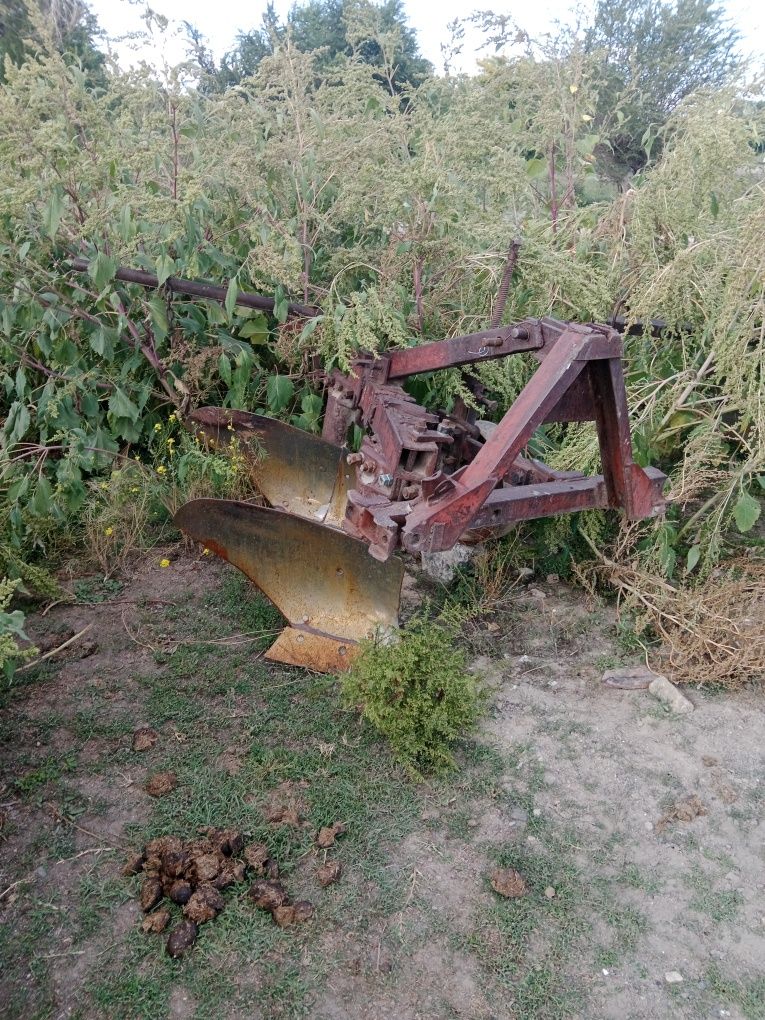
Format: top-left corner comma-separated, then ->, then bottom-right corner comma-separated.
90,0 -> 764,75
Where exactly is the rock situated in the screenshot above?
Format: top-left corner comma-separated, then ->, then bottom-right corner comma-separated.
317,861 -> 342,888
145,771 -> 178,797
546,573 -> 559,584
602,665 -> 658,690
131,727 -> 159,752
420,542 -> 474,583
648,674 -> 694,714
166,920 -> 198,958
490,867 -> 528,898
702,755 -> 720,767
544,886 -> 556,899
142,908 -> 171,934
665,971 -> 683,984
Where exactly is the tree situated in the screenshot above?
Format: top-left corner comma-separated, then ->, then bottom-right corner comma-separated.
585,0 -> 740,172
190,0 -> 431,93
0,0 -> 105,84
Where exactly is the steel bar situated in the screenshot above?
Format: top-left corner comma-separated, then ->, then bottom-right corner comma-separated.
68,257 -> 319,319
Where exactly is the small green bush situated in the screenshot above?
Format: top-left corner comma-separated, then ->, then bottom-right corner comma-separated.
341,614 -> 484,774
0,577 -> 36,680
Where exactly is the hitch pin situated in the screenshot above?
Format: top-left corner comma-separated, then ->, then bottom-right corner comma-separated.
468,336 -> 505,356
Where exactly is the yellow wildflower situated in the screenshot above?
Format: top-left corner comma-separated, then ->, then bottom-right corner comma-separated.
166,437 -> 175,446
104,526 -> 113,537
99,482 -> 108,490
168,413 -> 177,423
156,465 -> 167,475
569,84 -> 578,94
202,548 -> 211,555
154,423 -> 162,432
159,558 -> 171,568
131,486 -> 140,493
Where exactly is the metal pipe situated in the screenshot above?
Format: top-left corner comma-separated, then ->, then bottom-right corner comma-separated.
67,257 -> 319,319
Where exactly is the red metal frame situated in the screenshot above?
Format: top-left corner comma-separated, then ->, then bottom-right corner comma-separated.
322,317 -> 666,561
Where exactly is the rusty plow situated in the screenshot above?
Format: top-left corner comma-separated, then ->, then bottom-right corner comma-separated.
173,316 -> 666,673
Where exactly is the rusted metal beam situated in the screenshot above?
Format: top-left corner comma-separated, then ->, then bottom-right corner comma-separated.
68,257 -> 319,319
386,321 -> 543,379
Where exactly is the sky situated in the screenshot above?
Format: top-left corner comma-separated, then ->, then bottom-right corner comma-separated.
89,0 -> 764,75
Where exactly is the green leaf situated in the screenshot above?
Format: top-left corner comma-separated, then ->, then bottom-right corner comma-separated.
43,190 -> 65,239
273,294 -> 289,324
238,314 -> 269,344
87,252 -> 118,292
155,254 -> 175,287
89,328 -> 114,360
218,353 -> 232,386
108,387 -> 139,422
710,192 -> 719,218
733,491 -> 761,533
148,296 -> 169,339
686,544 -> 701,573
4,401 -> 30,446
225,278 -> 239,318
266,374 -> 294,412
31,475 -> 53,516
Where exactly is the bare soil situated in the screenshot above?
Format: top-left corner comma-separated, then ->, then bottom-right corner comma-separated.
1,547 -> 763,1019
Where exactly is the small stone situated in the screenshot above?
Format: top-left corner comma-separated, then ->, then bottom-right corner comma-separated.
544,886 -> 556,899
546,574 -> 559,584
532,808 -> 542,817
467,818 -> 479,828
702,755 -> 720,767
665,971 -> 683,984
420,542 -> 474,583
648,675 -> 694,715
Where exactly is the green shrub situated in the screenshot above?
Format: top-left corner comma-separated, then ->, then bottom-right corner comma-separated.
341,614 -> 485,774
0,578 -> 36,680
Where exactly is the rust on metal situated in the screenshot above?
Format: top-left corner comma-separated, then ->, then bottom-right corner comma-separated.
173,499 -> 403,644
189,408 -> 349,524
264,626 -> 360,672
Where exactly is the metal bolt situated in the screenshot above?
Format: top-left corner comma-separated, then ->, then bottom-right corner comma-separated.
378,473 -> 394,487
512,327 -> 529,340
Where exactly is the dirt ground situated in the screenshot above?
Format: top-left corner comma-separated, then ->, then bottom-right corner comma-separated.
1,546 -> 764,1020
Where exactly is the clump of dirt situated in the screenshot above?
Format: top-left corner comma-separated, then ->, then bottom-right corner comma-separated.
125,824 -> 324,952
131,727 -> 159,752
490,867 -> 528,898
145,772 -> 177,797
248,879 -> 314,927
124,827 -> 283,954
316,821 -> 347,849
655,794 -> 708,834
317,860 -> 342,888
